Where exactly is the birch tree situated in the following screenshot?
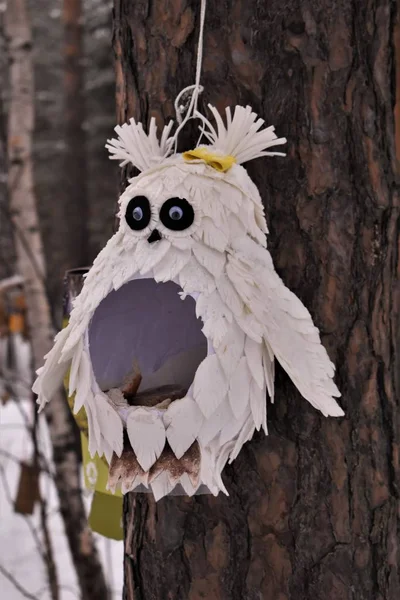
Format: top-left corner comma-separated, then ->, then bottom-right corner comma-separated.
5,1 -> 109,598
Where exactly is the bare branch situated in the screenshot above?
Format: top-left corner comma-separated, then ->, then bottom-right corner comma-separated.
0,463 -> 45,560
0,274 -> 24,291
32,395 -> 59,600
0,202 -> 46,282
0,448 -> 54,478
0,563 -> 40,600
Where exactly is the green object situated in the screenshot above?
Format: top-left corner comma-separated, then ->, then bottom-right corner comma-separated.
81,432 -> 124,540
62,315 -> 123,540
89,491 -> 124,541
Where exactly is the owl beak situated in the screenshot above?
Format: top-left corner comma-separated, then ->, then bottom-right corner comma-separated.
147,229 -> 162,244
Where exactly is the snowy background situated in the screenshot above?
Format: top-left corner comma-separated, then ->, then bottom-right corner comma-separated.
0,400 -> 123,599
0,1 -> 124,595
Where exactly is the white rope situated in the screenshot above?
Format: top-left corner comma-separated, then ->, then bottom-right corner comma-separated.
171,0 -> 207,150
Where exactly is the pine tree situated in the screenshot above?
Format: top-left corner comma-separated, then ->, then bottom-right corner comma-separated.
113,1 -> 400,598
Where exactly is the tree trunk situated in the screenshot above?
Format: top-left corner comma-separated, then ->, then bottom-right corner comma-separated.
0,13 -> 16,281
114,1 -> 399,599
5,2 -> 109,599
45,0 -> 89,319
62,0 -> 88,270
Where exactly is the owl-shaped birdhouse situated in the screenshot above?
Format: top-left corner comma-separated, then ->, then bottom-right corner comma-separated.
33,105 -> 343,500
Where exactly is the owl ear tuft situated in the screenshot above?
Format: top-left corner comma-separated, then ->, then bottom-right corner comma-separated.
106,117 -> 175,172
195,104 -> 286,165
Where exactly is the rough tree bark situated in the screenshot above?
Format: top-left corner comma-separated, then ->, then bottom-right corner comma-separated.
5,2 -> 109,599
114,1 -> 400,599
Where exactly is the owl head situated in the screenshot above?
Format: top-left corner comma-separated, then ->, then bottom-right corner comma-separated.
34,106 -> 342,500
111,104 -> 286,258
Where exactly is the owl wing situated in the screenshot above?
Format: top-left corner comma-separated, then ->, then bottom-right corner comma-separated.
186,232 -> 342,491
33,234 -> 125,461
183,249 -> 265,480
33,233 -> 121,410
226,235 -> 343,417
33,325 -> 124,462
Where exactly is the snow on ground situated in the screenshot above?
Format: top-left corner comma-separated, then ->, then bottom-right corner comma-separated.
0,400 -> 123,599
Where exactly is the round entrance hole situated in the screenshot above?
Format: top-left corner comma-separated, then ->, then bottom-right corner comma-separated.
88,279 -> 207,394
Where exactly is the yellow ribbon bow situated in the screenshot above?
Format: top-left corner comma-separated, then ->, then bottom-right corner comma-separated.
183,147 -> 236,172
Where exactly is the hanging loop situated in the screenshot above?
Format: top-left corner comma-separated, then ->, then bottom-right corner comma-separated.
175,84 -> 204,125
171,0 -> 207,150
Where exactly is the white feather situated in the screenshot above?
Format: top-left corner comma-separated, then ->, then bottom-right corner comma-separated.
192,242 -> 226,279
179,473 -> 197,497
261,386 -> 268,434
249,379 -> 264,430
74,271 -> 113,316
226,214 -> 247,240
200,217 -> 229,252
217,322 -> 245,378
235,312 -> 263,343
164,396 -> 204,459
214,442 -> 235,495
226,256 -> 264,318
195,288 -> 229,322
244,336 -> 264,389
196,104 -> 286,164
197,188 -> 229,225
193,354 -> 228,418
106,117 -> 174,171
100,437 -> 114,465
86,400 -> 102,458
93,393 -> 124,458
196,289 -> 231,348
228,356 -> 250,419
136,238 -> 171,275
61,318 -> 91,358
170,236 -> 195,250
198,448 -> 219,495
201,316 -> 230,349
73,349 -> 91,414
152,247 -> 191,282
216,273 -> 243,317
126,407 -> 166,472
215,183 -> 243,214
150,471 -> 175,502
242,201 -> 266,245
227,170 -> 266,215
179,259 -> 216,295
229,415 -> 255,461
33,327 -> 71,409
68,338 -> 83,396
231,231 -> 270,265
262,342 -> 275,402
219,407 -> 251,446
197,398 -> 233,446
112,256 -> 138,291
159,166 -> 189,193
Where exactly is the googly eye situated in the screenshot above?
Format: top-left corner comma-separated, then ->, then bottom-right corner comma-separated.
125,196 -> 151,231
169,206 -> 184,221
132,206 -> 144,221
160,197 -> 194,231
